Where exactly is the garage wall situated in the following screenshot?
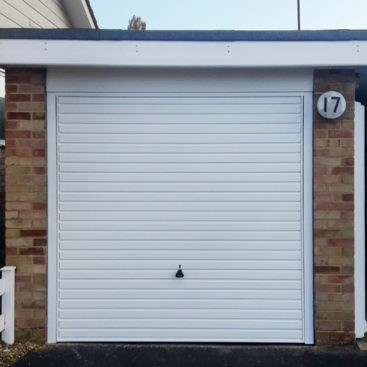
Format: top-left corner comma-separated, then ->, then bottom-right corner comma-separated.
4,66 -> 356,344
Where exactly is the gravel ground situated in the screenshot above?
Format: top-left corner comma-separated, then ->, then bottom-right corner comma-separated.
0,343 -> 43,367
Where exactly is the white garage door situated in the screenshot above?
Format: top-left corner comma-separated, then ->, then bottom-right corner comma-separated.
49,70 -> 312,343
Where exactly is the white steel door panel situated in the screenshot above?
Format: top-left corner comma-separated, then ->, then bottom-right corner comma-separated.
60,308 -> 302,319
59,113 -> 302,124
59,260 -> 301,270
59,153 -> 302,163
59,231 -> 301,241
59,143 -> 301,153
59,269 -> 302,280
59,134 -> 300,144
59,250 -> 301,260
58,102 -> 302,114
59,240 -> 301,251
59,289 -> 301,300
56,93 -> 305,342
59,279 -> 302,290
59,123 -> 301,134
60,202 -> 301,212
58,329 -> 303,342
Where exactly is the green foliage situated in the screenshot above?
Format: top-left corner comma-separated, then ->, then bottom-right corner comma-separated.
128,15 -> 146,30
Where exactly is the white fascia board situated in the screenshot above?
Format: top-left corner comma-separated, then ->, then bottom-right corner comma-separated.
0,39 -> 365,67
63,0 -> 96,29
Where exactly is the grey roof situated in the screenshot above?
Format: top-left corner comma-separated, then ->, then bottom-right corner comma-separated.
0,29 -> 367,41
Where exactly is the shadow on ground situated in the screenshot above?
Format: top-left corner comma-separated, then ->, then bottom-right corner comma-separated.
11,344 -> 367,367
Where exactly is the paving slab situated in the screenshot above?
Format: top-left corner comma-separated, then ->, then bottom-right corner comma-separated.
12,344 -> 367,367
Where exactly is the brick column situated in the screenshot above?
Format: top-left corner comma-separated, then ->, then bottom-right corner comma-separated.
5,68 -> 47,342
313,69 -> 355,344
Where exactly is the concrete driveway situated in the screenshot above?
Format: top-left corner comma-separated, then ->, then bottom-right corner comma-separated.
12,344 -> 367,367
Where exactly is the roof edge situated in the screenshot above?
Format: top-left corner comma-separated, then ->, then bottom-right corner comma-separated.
0,29 -> 367,41
85,0 -> 98,29
62,0 -> 98,29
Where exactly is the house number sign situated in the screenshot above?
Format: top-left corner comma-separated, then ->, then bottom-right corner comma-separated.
317,91 -> 346,119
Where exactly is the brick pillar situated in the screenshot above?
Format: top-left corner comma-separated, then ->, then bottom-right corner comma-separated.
5,68 -> 47,342
313,69 -> 355,344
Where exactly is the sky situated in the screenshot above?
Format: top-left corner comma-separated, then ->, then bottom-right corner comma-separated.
89,0 -> 367,30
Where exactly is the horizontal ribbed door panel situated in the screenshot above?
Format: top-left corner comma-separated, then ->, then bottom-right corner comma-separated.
56,93 -> 304,342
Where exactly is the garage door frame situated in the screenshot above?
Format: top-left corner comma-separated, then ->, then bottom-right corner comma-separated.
46,70 -> 314,344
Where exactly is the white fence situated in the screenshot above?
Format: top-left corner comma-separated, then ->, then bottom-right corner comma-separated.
0,266 -> 16,344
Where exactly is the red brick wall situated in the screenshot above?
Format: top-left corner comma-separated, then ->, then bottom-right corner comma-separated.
313,69 -> 355,344
4,68 -> 47,342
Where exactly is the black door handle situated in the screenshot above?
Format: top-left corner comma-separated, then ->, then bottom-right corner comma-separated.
176,265 -> 184,278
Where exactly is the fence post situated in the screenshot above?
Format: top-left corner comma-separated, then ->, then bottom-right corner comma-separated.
1,266 -> 16,344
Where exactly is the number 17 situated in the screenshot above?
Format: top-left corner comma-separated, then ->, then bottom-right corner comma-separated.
324,96 -> 341,113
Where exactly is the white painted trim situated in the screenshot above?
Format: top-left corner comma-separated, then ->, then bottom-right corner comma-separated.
47,68 -> 313,93
303,93 -> 314,344
0,278 -> 4,296
355,101 -> 366,339
0,315 -> 4,334
0,40 -> 366,68
46,94 -> 58,343
63,0 -> 96,29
